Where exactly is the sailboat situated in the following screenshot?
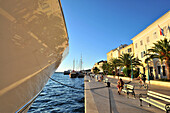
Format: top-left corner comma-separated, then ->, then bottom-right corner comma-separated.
69,70 -> 78,78
69,59 -> 78,78
77,71 -> 85,78
0,0 -> 69,112
77,54 -> 85,78
64,70 -> 71,75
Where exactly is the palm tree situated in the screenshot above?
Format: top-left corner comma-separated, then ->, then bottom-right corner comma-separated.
93,67 -> 100,75
145,38 -> 170,80
109,58 -> 121,76
102,63 -> 109,75
119,53 -> 142,76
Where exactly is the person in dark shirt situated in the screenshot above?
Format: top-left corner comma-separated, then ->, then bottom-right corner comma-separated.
142,74 -> 146,84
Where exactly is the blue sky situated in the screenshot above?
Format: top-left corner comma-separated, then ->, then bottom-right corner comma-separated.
56,0 -> 170,72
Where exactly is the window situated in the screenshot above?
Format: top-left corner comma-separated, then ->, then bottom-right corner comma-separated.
141,51 -> 145,58
153,32 -> 157,39
128,48 -> 131,52
147,36 -> 150,43
141,52 -> 143,58
135,43 -> 137,48
140,40 -> 143,45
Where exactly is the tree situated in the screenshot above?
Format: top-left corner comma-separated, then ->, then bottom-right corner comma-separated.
93,67 -> 100,75
102,63 -> 109,75
119,53 -> 142,76
145,38 -> 170,80
109,58 -> 121,76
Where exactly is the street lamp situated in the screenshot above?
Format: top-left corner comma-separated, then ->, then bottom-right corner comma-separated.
129,56 -> 133,80
147,61 -> 150,82
145,45 -> 150,83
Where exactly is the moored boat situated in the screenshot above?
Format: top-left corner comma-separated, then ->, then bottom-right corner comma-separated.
0,0 -> 69,112
64,70 -> 71,75
77,71 -> 85,78
69,71 -> 78,78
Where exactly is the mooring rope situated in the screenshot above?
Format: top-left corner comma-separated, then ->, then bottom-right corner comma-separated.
46,75 -> 84,90
32,50 -> 115,113
47,75 -> 108,91
33,52 -> 108,91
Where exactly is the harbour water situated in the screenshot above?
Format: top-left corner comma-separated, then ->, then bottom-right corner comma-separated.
28,72 -> 84,113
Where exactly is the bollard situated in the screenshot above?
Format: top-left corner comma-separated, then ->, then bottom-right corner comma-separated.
107,82 -> 110,87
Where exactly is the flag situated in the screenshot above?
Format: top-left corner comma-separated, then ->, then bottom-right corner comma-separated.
158,25 -> 164,36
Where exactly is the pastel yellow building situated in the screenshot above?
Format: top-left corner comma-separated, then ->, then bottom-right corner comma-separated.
107,44 -> 127,63
131,11 -> 170,79
119,43 -> 134,56
91,60 -> 107,73
107,44 -> 134,74
107,11 -> 170,79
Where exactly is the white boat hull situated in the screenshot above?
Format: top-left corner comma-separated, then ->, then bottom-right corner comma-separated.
0,0 -> 69,112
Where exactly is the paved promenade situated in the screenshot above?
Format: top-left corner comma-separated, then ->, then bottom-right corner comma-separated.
84,75 -> 170,113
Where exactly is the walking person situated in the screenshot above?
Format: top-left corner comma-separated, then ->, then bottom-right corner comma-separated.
142,73 -> 146,84
117,72 -> 120,78
95,74 -> 98,81
138,72 -> 143,85
101,75 -> 104,81
117,78 -> 124,95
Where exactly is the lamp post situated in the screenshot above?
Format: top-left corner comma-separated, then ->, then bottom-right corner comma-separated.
147,60 -> 150,84
145,45 -> 150,83
129,56 -> 133,80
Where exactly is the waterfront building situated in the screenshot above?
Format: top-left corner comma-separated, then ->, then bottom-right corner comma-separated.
107,44 -> 127,64
119,43 -> 134,55
91,60 -> 107,73
107,11 -> 170,79
131,11 -> 170,79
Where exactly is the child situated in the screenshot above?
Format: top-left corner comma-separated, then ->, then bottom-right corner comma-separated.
117,78 -> 124,95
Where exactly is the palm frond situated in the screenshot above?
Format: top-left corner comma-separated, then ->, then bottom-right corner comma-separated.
145,38 -> 170,62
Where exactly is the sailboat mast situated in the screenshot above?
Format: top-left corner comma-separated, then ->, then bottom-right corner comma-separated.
80,54 -> 82,71
76,59 -> 78,71
73,59 -> 75,71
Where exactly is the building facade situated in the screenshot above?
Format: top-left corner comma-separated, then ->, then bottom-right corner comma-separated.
91,60 -> 107,73
131,11 -> 170,79
119,44 -> 134,56
107,11 -> 170,79
107,44 -> 128,63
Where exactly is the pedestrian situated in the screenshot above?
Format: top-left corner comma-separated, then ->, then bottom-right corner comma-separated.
95,74 -> 98,81
142,74 -> 146,84
117,78 -> 124,95
117,72 -> 120,79
101,75 -> 104,81
138,72 -> 143,85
